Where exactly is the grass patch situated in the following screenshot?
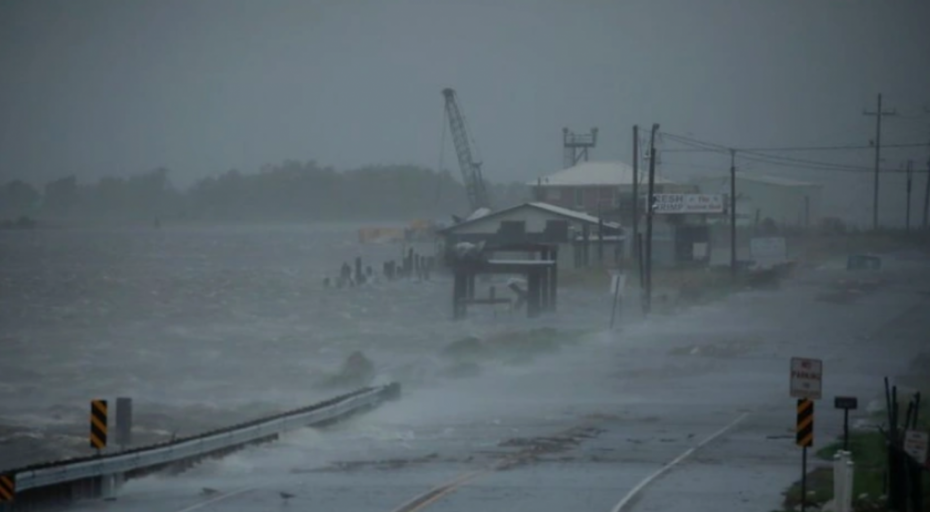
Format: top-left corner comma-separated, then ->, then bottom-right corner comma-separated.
816,431 -> 886,466
812,431 -> 887,503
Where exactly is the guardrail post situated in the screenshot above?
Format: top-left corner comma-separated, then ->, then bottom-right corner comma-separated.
100,473 -> 123,500
832,450 -> 854,512
844,457 -> 854,512
833,452 -> 846,512
1,385 -> 397,506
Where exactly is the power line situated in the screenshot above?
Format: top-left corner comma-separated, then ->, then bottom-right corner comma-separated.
737,150 -> 872,172
660,142 -> 929,153
659,132 -> 729,152
660,132 -> 868,172
659,131 -> 921,174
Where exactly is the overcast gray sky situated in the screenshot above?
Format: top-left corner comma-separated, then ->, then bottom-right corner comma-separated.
1,0 -> 929,223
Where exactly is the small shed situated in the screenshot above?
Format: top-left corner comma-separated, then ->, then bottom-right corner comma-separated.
437,202 -> 625,269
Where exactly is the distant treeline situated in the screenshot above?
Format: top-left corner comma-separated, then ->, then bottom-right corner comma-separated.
0,161 -> 529,224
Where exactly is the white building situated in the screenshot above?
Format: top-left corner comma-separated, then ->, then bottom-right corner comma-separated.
692,172 -> 824,229
437,202 -> 625,270
527,161 -> 713,266
528,161 -> 685,217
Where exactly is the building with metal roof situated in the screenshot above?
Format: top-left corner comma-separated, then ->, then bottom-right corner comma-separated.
437,202 -> 624,270
527,161 -> 691,220
692,172 -> 823,228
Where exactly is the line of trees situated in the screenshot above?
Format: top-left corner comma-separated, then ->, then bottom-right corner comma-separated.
0,161 -> 530,224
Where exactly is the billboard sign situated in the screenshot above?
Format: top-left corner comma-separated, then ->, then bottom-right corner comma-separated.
649,194 -> 725,214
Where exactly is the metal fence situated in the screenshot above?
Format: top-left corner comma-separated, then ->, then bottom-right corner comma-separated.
2,383 -> 399,509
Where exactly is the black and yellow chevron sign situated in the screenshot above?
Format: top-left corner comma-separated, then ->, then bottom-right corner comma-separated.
0,473 -> 15,502
90,399 -> 108,449
796,398 -> 814,447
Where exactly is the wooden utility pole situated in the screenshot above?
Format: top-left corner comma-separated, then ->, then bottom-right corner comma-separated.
644,123 -> 659,315
863,93 -> 897,230
729,149 -> 737,276
905,160 -> 913,232
632,125 -> 640,281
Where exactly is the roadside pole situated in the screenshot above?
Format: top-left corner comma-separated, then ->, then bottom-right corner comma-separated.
923,154 -> 930,229
632,125 -> 640,271
791,357 -> 823,512
797,399 -> 815,512
905,160 -> 913,232
729,149 -> 737,277
834,396 -> 858,452
609,272 -> 624,329
90,399 -> 108,456
924,115 -> 930,229
644,123 -> 659,316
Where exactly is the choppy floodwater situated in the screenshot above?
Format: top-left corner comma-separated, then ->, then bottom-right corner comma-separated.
0,224 -> 611,466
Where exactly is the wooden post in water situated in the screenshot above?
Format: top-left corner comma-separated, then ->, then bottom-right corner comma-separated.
452,270 -> 465,320
354,257 -> 363,285
527,271 -> 541,318
550,247 -> 558,312
406,248 -> 414,277
582,224 -> 590,268
540,262 -> 550,312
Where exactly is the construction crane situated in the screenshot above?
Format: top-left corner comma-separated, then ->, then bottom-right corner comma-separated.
442,88 -> 491,215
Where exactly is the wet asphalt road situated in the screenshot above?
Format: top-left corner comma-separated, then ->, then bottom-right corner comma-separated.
68,256 -> 930,512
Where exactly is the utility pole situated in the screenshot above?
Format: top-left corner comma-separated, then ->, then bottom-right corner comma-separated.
863,93 -> 897,230
924,153 -> 930,229
905,160 -> 913,232
729,149 -> 737,276
632,125 -> 640,282
644,123 -> 659,316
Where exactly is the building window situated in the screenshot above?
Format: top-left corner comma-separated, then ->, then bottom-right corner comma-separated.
498,220 -> 526,238
574,188 -> 584,207
546,187 -> 561,202
544,220 -> 569,242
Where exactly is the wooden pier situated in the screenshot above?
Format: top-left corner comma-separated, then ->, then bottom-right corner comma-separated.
450,244 -> 558,320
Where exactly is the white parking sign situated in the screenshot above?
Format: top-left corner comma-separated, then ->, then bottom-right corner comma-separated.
790,357 -> 823,400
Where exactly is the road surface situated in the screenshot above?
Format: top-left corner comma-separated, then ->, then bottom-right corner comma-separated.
69,254 -> 930,512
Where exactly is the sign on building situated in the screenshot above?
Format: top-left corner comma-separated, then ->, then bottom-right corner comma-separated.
649,194 -> 725,214
790,357 -> 823,400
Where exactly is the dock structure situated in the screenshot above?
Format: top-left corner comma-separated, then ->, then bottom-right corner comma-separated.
450,243 -> 558,320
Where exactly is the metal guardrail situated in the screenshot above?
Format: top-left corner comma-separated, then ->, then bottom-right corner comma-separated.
10,383 -> 399,493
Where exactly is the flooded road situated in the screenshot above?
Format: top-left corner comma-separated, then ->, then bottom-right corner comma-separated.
3,225 -> 929,511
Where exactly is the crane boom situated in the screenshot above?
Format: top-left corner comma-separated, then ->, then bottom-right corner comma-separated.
442,88 -> 490,212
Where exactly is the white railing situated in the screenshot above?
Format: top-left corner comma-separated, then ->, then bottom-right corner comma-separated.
12,384 -> 395,492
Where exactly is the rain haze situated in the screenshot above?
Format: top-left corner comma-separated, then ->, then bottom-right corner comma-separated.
1,2 -> 929,512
